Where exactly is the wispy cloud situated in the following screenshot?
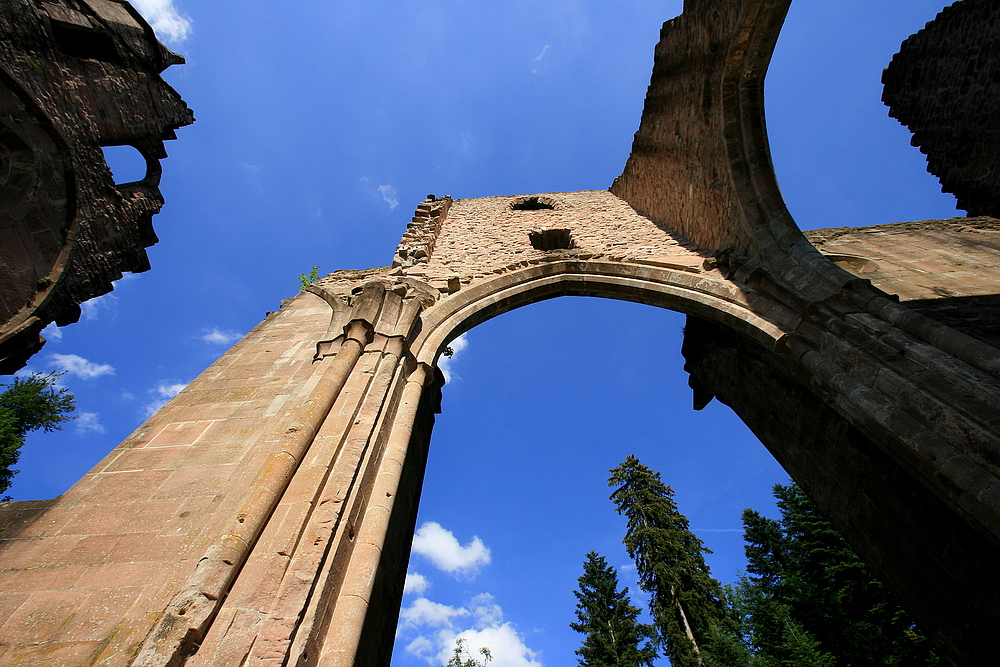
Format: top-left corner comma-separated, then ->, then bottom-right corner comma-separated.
143,381 -> 188,417
531,44 -> 551,75
41,322 -> 62,341
201,327 -> 242,345
439,334 -> 468,384
412,521 -> 491,577
75,412 -> 105,435
132,0 -> 192,44
49,354 -> 114,379
378,184 -> 399,210
399,594 -> 542,667
405,572 -> 431,596
80,293 -> 116,321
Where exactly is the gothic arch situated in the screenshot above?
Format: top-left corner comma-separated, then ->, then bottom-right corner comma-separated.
411,260 -> 787,367
2,0 -> 1000,666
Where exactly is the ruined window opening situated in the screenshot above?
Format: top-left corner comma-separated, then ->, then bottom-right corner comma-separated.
528,228 -> 574,251
511,196 -> 556,211
50,22 -> 121,64
101,145 -> 148,185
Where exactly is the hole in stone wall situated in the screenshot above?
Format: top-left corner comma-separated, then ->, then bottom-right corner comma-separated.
511,196 -> 556,211
101,145 -> 148,185
528,228 -> 574,251
50,22 -> 121,64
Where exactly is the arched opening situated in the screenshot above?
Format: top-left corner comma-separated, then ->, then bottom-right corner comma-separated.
392,296 -> 789,666
101,144 -> 150,185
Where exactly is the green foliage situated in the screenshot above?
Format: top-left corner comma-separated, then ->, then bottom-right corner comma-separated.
570,550 -> 657,667
608,455 -> 731,667
0,372 -> 75,496
298,266 -> 321,290
737,483 -> 938,666
445,638 -> 491,667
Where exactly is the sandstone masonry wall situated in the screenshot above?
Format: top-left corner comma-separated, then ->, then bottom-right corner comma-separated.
0,291 -> 332,666
0,0 -> 193,372
883,0 -> 1000,217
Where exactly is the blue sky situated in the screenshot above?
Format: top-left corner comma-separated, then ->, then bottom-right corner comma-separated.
7,2 -> 961,666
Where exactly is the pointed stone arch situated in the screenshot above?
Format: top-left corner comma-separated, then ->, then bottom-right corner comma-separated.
2,1 -> 1000,666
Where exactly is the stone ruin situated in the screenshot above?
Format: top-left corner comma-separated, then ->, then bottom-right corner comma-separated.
1,1 -> 1000,665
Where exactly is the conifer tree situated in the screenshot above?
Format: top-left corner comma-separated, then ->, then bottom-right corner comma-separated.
738,483 -> 938,666
608,455 -> 731,667
570,551 -> 656,667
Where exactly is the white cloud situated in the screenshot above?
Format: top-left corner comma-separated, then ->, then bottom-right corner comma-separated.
132,0 -> 191,44
468,593 -> 503,629
405,572 -> 430,596
406,635 -> 437,657
75,412 -> 105,435
49,354 -> 114,379
412,521 -> 491,576
439,334 -> 468,384
399,598 -> 469,630
201,327 -> 242,345
531,44 -> 551,75
399,594 -> 542,667
41,322 -> 62,341
436,624 -> 542,667
80,292 -> 116,321
143,381 -> 188,417
378,184 -> 399,210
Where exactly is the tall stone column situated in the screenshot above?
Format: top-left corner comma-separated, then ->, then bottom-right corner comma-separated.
185,278 -> 440,667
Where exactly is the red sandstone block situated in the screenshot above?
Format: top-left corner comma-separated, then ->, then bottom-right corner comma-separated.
0,565 -> 87,592
57,586 -> 141,641
0,589 -> 88,642
144,420 -> 215,448
103,532 -> 159,562
58,534 -> 119,567
0,501 -> 59,537
164,495 -> 225,533
0,592 -> 29,628
103,445 -> 190,472
151,465 -> 238,500
0,537 -> 49,569
75,561 -> 167,590
75,470 -> 173,504
53,498 -> 186,537
0,639 -> 103,666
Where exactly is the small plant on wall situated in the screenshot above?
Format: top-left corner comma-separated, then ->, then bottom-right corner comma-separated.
298,266 -> 320,291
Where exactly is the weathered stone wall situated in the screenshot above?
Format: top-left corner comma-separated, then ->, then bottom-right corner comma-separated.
808,217 -> 1000,348
681,314 -> 1000,661
610,2 -> 748,251
883,0 -> 1000,218
0,0 -> 193,372
3,0 -> 1000,665
411,190 -> 703,292
0,291 -> 333,665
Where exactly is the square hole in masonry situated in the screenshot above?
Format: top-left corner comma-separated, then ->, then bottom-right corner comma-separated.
528,228 -> 574,251
511,195 -> 557,210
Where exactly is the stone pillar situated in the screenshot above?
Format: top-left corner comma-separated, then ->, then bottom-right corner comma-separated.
183,280 -> 440,667
319,362 -> 435,667
134,316 -> 376,666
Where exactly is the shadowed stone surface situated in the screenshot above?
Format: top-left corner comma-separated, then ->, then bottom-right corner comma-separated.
2,1 -> 1000,666
0,0 -> 193,373
883,0 -> 1000,218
